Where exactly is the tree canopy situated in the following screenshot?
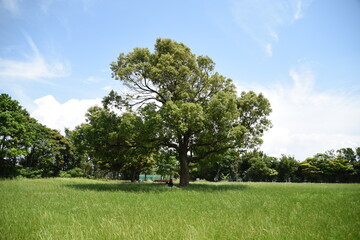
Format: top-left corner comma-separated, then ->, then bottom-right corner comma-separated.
109,38 -> 272,186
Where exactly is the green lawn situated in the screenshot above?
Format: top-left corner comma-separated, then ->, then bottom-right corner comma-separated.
1,178 -> 359,240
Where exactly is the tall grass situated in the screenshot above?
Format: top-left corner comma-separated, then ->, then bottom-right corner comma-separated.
1,178 -> 359,239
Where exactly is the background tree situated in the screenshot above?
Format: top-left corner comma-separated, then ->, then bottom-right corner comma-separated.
66,126 -> 94,176
195,149 -> 241,181
0,93 -> 79,178
277,155 -> 300,182
48,129 -> 76,175
0,94 -> 32,177
83,105 -> 127,175
155,148 -> 179,179
18,128 -> 77,178
68,102 -> 157,180
110,38 -> 272,186
299,158 -> 322,182
237,151 -> 254,180
243,151 -> 278,181
299,152 -> 356,183
337,148 -> 356,163
20,120 -> 54,176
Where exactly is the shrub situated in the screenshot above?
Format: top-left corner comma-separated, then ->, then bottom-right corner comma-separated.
59,168 -> 86,178
17,167 -> 43,178
59,171 -> 71,178
68,168 -> 86,177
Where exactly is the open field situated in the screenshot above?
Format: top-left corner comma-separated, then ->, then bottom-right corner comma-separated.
1,178 -> 359,240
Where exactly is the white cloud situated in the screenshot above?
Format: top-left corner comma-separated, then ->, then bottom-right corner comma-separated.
0,32 -> 71,81
102,85 -> 113,91
268,29 -> 279,42
0,56 -> 70,81
1,0 -> 19,15
294,0 -> 303,20
237,65 -> 360,160
31,95 -> 102,133
265,43 -> 273,57
230,0 -> 312,56
84,76 -> 103,84
293,0 -> 312,20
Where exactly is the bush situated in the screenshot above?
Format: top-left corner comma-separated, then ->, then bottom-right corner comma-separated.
17,167 -> 43,178
68,168 -> 86,177
59,168 -> 86,178
59,171 -> 71,178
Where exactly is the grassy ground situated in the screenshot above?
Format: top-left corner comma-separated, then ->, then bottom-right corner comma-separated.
0,178 -> 359,240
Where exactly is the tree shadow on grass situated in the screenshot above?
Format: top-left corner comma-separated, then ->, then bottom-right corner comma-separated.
67,183 -> 170,193
66,182 -> 248,193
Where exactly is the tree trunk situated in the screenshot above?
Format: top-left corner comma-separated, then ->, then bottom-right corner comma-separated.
179,144 -> 190,187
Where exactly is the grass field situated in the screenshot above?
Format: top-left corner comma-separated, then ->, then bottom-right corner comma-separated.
1,178 -> 359,240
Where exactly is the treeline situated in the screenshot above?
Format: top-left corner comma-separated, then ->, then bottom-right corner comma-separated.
196,149 -> 360,183
1,93 -> 360,182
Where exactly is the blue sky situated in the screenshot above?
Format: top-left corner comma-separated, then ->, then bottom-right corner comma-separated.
1,0 -> 360,160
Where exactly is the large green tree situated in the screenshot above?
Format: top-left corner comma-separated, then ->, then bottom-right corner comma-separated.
110,38 -> 272,186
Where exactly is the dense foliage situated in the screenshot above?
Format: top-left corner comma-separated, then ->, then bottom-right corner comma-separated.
1,93 -> 359,182
0,94 -> 81,178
